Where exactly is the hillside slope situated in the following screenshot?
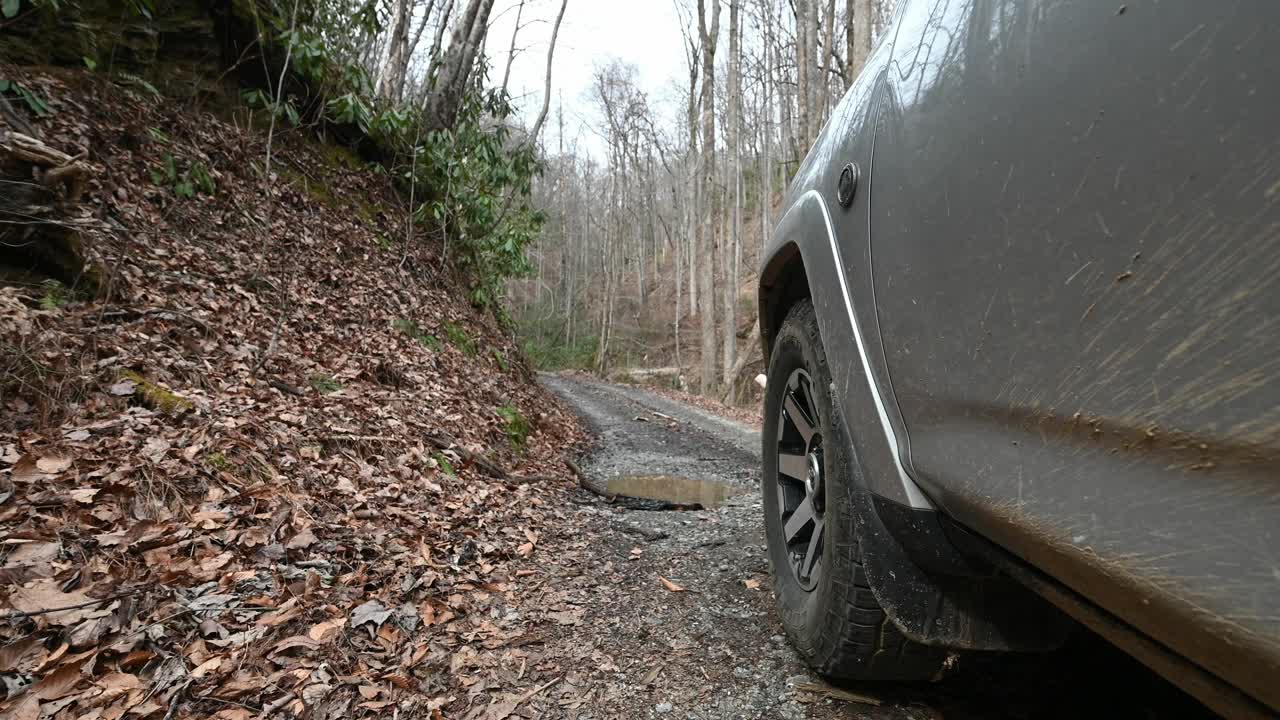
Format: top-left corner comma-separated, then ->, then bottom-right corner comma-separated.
1,66 -> 584,719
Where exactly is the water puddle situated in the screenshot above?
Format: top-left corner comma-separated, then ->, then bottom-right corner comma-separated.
605,474 -> 742,509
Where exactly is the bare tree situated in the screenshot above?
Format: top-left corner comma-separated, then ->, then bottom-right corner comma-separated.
499,0 -> 527,96
512,0 -> 903,399
697,0 -> 721,394
722,0 -> 741,387
530,0 -> 570,142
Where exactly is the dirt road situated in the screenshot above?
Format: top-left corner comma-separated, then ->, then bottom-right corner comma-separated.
533,373 -> 1216,720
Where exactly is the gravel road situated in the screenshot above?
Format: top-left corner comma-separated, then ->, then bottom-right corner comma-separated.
533,373 -> 1217,720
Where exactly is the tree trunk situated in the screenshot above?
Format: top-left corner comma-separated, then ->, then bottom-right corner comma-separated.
395,0 -> 436,99
530,0 -> 569,142
684,35 -> 700,321
721,321 -> 762,403
820,0 -> 837,117
722,0 -> 740,386
697,0 -> 721,396
424,0 -> 496,131
794,0 -> 811,145
499,0 -> 526,96
380,0 -> 411,102
848,0 -> 872,81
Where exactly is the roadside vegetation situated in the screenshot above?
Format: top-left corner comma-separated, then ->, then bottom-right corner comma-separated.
0,1 -> 582,718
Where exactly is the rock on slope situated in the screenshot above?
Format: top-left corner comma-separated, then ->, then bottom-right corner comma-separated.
0,66 -> 584,719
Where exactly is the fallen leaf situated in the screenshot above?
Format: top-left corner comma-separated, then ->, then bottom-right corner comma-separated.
658,576 -> 685,592
307,618 -> 346,643
141,437 -> 170,463
191,656 -> 224,679
4,541 -> 60,569
7,695 -> 38,720
302,682 -> 332,706
109,380 -> 137,396
483,701 -> 518,720
0,637 -> 46,673
33,656 -> 89,700
256,598 -> 300,627
8,578 -> 101,626
96,671 -> 142,700
11,455 -> 41,482
36,455 -> 73,474
350,600 -> 391,628
286,528 -> 316,550
68,488 -> 99,504
743,578 -> 761,590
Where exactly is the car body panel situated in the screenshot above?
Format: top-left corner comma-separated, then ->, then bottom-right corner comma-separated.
762,36 -> 933,510
869,0 -> 1280,709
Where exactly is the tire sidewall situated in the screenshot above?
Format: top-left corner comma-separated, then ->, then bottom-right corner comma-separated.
762,303 -> 856,667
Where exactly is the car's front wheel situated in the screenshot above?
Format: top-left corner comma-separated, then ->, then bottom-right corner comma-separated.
763,300 -> 947,681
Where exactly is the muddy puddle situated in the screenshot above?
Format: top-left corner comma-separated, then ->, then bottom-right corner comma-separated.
605,474 -> 743,508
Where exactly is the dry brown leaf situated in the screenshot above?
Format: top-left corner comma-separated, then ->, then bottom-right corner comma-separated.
7,695 -> 38,720
33,642 -> 68,673
382,674 -> 414,689
96,672 -> 142,700
307,618 -> 345,643
286,528 -> 316,550
191,656 -> 224,679
256,598 -> 300,627
11,455 -> 41,482
743,578 -> 761,590
483,701 -> 518,720
67,488 -> 99,504
658,576 -> 685,592
8,578 -> 99,626
0,637 -> 46,673
33,656 -> 89,700
120,650 -> 155,671
4,541 -> 59,569
36,455 -> 72,474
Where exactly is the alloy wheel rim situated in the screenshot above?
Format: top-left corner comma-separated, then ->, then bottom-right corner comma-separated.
775,368 -> 826,591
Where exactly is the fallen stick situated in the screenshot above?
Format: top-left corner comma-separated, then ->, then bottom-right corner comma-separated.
0,590 -> 134,621
515,675 -> 561,707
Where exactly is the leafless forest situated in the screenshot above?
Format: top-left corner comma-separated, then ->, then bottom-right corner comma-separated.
512,0 -> 898,402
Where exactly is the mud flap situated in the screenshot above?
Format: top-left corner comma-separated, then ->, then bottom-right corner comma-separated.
846,481 -> 1073,651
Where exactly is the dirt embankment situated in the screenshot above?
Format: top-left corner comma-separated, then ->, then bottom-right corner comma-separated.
0,66 -> 586,719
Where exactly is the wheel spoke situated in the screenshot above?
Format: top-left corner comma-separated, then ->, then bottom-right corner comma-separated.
778,450 -> 808,482
784,496 -> 815,543
783,392 -> 816,444
797,377 -> 818,421
799,518 -> 825,579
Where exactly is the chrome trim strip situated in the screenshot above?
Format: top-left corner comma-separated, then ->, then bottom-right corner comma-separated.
784,189 -> 933,509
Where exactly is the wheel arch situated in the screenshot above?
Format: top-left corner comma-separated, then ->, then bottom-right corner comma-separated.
758,241 -> 811,365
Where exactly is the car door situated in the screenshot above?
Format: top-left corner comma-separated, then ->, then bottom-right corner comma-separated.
871,0 -> 1280,709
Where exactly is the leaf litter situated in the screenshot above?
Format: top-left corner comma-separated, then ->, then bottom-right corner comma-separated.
0,66 -> 587,719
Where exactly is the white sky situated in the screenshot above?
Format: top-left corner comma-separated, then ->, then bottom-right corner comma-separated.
487,0 -> 691,157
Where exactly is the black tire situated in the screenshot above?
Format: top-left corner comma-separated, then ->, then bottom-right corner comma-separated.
762,299 -> 947,682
